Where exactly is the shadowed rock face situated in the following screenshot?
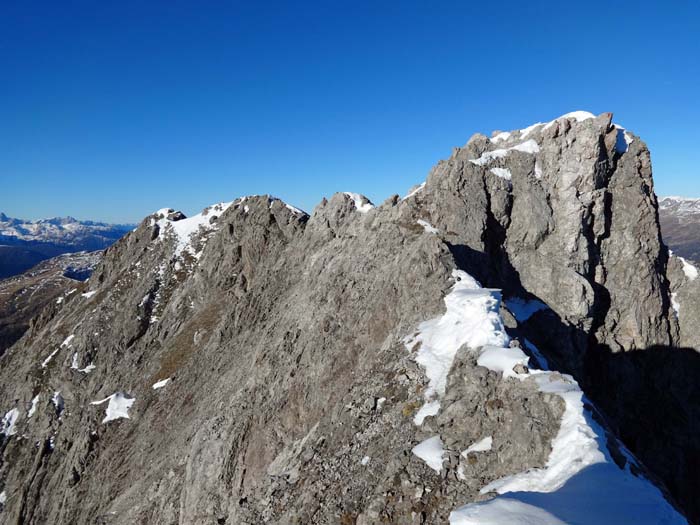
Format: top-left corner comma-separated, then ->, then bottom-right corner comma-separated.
0,114 -> 695,523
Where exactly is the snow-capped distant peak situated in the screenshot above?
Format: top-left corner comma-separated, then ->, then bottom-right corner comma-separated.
0,212 -> 133,247
659,196 -> 700,216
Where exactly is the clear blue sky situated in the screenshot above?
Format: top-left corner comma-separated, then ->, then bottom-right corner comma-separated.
1,1 -> 699,223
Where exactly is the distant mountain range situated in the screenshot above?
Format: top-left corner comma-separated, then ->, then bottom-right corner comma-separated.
658,197 -> 700,262
0,212 -> 132,278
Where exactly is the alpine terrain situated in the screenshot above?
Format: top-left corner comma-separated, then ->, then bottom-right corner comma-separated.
1,111 -> 699,524
0,214 -> 131,279
659,197 -> 700,263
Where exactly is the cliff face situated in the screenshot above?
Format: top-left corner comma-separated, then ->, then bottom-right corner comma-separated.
0,112 -> 694,524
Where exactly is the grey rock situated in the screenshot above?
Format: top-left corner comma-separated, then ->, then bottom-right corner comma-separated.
0,114 -> 693,523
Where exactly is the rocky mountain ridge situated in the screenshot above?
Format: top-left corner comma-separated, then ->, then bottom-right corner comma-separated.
0,111 -> 697,524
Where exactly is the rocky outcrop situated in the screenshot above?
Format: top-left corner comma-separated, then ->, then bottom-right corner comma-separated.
0,112 -> 694,524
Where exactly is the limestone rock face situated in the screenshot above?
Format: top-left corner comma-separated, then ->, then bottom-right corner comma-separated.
0,113 -> 694,524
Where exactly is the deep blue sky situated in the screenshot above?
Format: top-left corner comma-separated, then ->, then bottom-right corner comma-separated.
1,1 -> 699,223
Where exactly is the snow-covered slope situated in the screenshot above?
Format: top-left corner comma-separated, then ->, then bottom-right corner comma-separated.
405,269 -> 683,524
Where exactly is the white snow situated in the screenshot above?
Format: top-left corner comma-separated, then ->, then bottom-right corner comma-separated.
28,395 -> 40,418
156,201 -> 233,259
412,435 -> 445,473
405,270 -> 507,425
376,397 -> 387,411
152,378 -> 171,390
70,350 -> 95,373
489,167 -> 512,181
413,399 -> 441,425
519,122 -> 545,139
40,347 -> 61,368
1,408 -> 19,437
477,346 -> 530,379
90,392 -> 135,423
614,124 -> 635,153
679,256 -> 698,281
542,110 -> 596,131
659,196 -> 700,216
51,391 -> 64,416
403,182 -> 426,200
463,436 -> 493,455
361,455 -> 371,466
469,140 -> 540,167
491,131 -> 511,143
343,192 -> 374,213
451,498 -> 566,525
506,297 -> 549,322
284,202 -> 307,216
61,334 -> 75,347
56,296 -> 64,305
81,290 -> 97,299
671,292 -> 680,316
534,160 -> 543,179
407,268 -> 685,524
417,219 -> 439,234
0,490 -> 6,505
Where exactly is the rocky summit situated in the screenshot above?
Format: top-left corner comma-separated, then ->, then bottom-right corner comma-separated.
1,111 -> 698,524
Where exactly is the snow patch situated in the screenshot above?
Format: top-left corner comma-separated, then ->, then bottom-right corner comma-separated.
81,290 -> 97,299
463,436 -> 493,455
469,140 -> 540,167
343,192 -> 374,213
412,435 -> 445,473
491,131 -> 511,143
477,346 -> 530,380
403,182 -> 426,200
361,455 -> 371,466
408,268 -> 685,524
28,395 -> 40,418
451,498 -> 566,525
1,408 -> 19,437
679,256 -> 698,281
417,219 -> 439,234
405,270 -> 507,425
152,378 -> 171,390
542,111 -> 596,131
51,392 -> 64,417
91,392 -> 135,423
40,348 -> 60,369
156,201 -> 233,259
489,167 -> 512,181
671,292 -> 680,317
